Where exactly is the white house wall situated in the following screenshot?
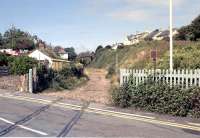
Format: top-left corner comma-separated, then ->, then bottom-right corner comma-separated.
29,50 -> 53,67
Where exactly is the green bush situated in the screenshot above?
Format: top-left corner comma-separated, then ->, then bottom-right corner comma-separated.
8,56 -> 37,75
50,63 -> 87,90
112,77 -> 200,118
106,65 -> 116,78
188,87 -> 200,118
0,53 -> 9,66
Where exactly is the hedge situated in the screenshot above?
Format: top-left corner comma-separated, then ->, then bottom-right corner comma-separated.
111,77 -> 200,118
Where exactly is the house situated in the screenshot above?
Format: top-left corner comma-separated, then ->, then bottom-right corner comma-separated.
53,46 -> 69,60
28,49 -> 70,71
145,29 -> 161,41
124,32 -> 149,45
112,43 -> 124,50
60,53 -> 68,60
155,29 -> 179,40
0,49 -> 20,56
145,29 -> 179,41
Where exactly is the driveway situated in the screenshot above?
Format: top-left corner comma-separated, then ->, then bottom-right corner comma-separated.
0,91 -> 200,137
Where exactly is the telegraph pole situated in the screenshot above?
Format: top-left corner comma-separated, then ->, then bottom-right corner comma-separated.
169,0 -> 173,72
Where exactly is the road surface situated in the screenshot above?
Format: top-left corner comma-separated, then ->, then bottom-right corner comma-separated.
0,92 -> 200,137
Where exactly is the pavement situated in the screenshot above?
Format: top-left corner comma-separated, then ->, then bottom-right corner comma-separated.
0,90 -> 200,137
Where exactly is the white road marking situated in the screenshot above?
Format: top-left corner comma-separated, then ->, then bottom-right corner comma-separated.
187,122 -> 200,127
0,117 -> 48,136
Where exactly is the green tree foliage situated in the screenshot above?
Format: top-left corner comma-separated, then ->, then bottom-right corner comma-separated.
0,33 -> 3,47
177,15 -> 200,41
0,53 -> 9,66
8,56 -> 37,75
95,45 -> 103,53
64,47 -> 77,61
3,26 -> 35,50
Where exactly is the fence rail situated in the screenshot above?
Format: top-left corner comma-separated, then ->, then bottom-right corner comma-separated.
120,69 -> 200,88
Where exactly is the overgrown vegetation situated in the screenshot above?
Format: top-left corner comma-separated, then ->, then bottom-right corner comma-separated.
176,14 -> 200,41
90,41 -> 200,70
0,27 -> 35,50
49,63 -> 88,91
0,53 -> 37,75
111,76 -> 200,118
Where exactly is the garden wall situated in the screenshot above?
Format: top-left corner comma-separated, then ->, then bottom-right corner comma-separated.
0,75 -> 28,92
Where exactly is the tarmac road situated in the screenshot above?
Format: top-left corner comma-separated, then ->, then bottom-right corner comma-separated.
0,92 -> 200,137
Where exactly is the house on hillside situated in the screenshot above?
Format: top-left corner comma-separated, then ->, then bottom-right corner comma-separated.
54,46 -> 69,60
124,32 -> 149,45
155,29 -> 179,41
112,43 -> 124,50
0,49 -> 20,56
28,49 -> 70,71
145,29 -> 179,41
145,29 -> 161,41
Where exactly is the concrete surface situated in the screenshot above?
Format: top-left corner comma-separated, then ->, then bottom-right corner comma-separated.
0,92 -> 200,137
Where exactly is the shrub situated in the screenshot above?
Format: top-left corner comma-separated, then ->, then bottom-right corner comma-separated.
111,75 -> 135,107
8,56 -> 37,75
50,63 -> 87,90
188,87 -> 200,118
112,76 -> 200,118
106,65 -> 116,78
0,53 -> 9,66
36,65 -> 54,92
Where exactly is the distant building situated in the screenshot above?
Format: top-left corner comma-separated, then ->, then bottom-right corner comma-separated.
155,29 -> 179,40
112,43 -> 124,50
124,32 -> 149,45
145,29 -> 161,41
53,46 -> 69,60
145,29 -> 179,41
60,53 -> 68,60
0,49 -> 20,56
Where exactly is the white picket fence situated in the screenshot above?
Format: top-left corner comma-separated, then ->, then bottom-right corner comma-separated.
120,69 -> 200,88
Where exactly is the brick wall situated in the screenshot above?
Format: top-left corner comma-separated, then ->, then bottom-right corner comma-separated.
0,75 -> 28,92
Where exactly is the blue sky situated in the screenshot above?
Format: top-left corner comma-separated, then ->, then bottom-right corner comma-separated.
0,0 -> 200,53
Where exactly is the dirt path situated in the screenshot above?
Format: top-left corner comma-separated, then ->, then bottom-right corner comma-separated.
43,68 -> 111,104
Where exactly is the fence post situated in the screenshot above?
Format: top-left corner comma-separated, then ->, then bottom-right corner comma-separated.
194,70 -> 197,86
181,70 -> 185,88
198,69 -> 200,87
185,69 -> 189,89
177,69 -> 180,87
29,69 -> 33,93
120,69 -> 123,86
190,70 -> 193,87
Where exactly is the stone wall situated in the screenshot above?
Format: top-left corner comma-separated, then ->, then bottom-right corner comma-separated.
0,75 -> 28,92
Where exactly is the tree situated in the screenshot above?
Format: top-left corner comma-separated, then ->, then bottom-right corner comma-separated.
176,14 -> 200,41
191,15 -> 200,40
95,45 -> 103,53
0,33 -> 3,47
105,45 -> 112,49
3,26 -> 35,50
64,47 -> 77,61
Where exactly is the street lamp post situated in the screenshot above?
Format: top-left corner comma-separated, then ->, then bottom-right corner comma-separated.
169,0 -> 173,72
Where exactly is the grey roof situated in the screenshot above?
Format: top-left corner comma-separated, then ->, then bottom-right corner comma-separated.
145,29 -> 160,39
157,30 -> 169,37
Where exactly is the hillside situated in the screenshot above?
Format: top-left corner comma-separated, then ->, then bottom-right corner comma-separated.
90,41 -> 200,70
